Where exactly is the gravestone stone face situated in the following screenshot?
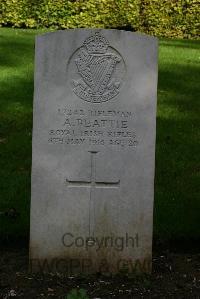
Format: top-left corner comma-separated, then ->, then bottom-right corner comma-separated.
30,29 -> 158,274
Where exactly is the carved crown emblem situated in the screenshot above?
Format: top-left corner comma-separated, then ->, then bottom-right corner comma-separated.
83,32 -> 109,54
69,31 -> 125,103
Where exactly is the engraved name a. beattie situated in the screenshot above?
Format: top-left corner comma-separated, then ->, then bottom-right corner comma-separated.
69,32 -> 126,103
48,107 -> 138,149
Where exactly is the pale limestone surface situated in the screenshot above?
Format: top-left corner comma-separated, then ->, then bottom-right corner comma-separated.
30,29 -> 158,274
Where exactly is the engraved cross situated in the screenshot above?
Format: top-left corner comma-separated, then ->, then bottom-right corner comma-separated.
66,151 -> 120,236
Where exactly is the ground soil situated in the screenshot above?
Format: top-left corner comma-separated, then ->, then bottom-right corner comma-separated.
0,246 -> 200,298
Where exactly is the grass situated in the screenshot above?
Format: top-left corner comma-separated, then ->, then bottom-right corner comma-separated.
0,28 -> 199,242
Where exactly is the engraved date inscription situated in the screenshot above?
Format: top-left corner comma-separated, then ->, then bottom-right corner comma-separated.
48,107 -> 138,150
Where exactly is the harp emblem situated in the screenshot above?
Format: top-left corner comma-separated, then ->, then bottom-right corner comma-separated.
70,32 -> 125,103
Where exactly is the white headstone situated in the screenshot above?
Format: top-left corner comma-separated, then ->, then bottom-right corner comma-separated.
30,29 -> 158,274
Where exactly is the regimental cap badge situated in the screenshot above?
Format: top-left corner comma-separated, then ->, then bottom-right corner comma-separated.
69,31 -> 126,103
